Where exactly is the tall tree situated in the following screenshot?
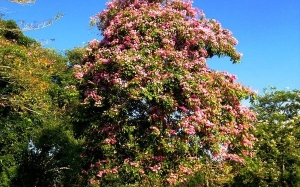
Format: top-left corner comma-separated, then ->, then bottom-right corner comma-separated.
228,88 -> 300,187
73,0 -> 257,186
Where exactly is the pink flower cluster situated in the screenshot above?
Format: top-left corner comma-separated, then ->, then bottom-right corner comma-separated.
95,167 -> 119,180
149,163 -> 161,173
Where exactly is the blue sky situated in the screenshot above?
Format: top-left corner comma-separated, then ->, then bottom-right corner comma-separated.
1,0 -> 299,94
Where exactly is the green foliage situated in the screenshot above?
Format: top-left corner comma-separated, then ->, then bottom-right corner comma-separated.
65,47 -> 85,66
11,123 -> 83,187
0,112 -> 31,187
0,19 -> 37,47
0,30 -> 83,186
229,88 -> 300,187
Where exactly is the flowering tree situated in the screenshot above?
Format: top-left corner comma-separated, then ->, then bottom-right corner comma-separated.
74,0 -> 257,186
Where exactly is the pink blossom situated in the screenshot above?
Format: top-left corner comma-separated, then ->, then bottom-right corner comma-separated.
81,170 -> 88,175
224,154 -> 245,163
179,165 -> 192,174
149,163 -> 161,173
167,173 -> 178,185
139,169 -> 145,174
186,125 -> 196,135
205,121 -> 215,128
96,171 -> 104,178
168,129 -> 176,135
101,58 -> 110,64
179,106 -> 188,112
241,138 -> 253,148
151,114 -> 159,121
111,168 -> 118,174
104,138 -> 117,145
89,39 -> 99,49
130,162 -> 139,167
89,178 -> 95,184
74,72 -> 83,79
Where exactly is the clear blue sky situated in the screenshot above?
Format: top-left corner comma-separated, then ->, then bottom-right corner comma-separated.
1,0 -> 300,94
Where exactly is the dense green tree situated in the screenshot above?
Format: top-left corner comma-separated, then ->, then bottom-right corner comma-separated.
229,88 -> 300,187
0,20 -> 82,186
0,18 -> 37,46
73,0 -> 257,186
65,47 -> 85,66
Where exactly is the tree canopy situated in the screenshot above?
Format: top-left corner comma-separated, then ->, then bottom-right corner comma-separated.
73,0 -> 256,186
229,88 -> 300,187
0,19 -> 82,187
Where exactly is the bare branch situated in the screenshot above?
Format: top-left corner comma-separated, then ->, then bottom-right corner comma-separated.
0,7 -> 14,13
20,13 -> 64,31
8,0 -> 36,5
